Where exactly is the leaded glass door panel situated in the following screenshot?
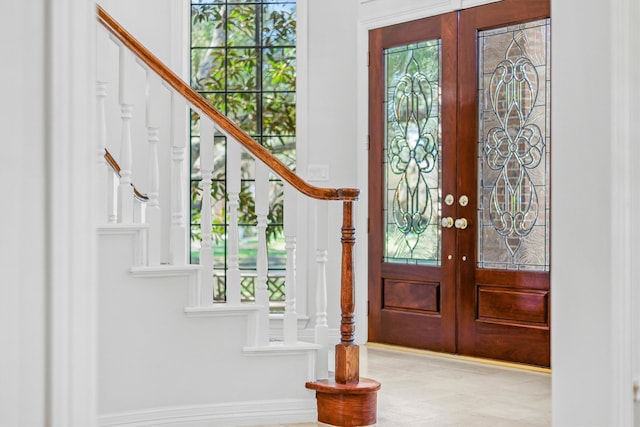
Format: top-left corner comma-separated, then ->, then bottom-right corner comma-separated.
457,0 -> 550,367
368,12 -> 458,352
369,0 -> 550,367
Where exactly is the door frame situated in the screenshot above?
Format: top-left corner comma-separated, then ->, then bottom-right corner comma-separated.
364,0 -> 551,366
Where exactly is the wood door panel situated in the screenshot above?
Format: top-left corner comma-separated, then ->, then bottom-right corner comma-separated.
459,322 -> 550,366
383,279 -> 440,313
381,263 -> 442,282
380,309 -> 451,351
477,286 -> 549,326
469,0 -> 550,29
475,269 -> 550,291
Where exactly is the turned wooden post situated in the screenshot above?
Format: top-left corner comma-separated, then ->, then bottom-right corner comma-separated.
306,200 -> 380,427
335,201 -> 359,384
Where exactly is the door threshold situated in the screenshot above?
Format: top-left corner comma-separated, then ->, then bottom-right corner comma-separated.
365,342 -> 551,374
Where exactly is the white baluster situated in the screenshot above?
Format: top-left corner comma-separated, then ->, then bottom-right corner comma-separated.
117,103 -> 134,223
170,93 -> 187,265
255,161 -> 270,345
108,171 -> 117,224
96,81 -> 113,224
314,200 -> 329,378
133,197 -> 145,225
145,71 -> 162,265
284,183 -> 298,344
199,118 -> 215,306
226,138 -> 241,305
147,127 -> 161,266
116,45 -> 134,223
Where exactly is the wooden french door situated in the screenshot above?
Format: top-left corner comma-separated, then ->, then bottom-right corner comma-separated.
368,0 -> 551,367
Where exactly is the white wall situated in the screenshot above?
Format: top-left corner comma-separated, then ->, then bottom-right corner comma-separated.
303,0 -> 360,339
551,0 -> 640,424
551,0 -> 615,424
0,0 -> 97,425
0,2 -> 48,425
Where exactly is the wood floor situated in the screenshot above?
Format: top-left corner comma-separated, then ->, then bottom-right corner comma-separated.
260,344 -> 551,426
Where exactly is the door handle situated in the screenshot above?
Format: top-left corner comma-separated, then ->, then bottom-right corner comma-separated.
454,218 -> 468,229
441,217 -> 454,228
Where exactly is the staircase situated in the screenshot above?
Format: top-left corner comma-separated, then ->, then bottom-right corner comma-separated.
95,6 -> 378,427
97,224 -> 320,426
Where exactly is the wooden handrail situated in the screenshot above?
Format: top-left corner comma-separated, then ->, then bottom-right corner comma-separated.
104,148 -> 148,201
97,5 -> 359,202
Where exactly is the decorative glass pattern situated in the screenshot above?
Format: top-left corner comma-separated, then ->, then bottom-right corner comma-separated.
477,19 -> 550,271
384,40 -> 441,265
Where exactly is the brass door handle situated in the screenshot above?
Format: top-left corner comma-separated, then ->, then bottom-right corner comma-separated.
441,217 -> 454,228
454,218 -> 468,229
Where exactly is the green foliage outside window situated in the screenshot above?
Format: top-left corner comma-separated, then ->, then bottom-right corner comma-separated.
190,1 -> 296,280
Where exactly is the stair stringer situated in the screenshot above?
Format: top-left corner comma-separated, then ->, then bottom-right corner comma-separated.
97,225 -> 319,426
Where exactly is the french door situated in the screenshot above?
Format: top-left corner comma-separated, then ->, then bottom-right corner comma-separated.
368,0 -> 551,367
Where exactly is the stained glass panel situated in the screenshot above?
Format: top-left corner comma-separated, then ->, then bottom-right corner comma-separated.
384,40 -> 442,265
477,19 -> 550,271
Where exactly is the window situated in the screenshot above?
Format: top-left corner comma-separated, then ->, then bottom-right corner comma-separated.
190,0 -> 296,308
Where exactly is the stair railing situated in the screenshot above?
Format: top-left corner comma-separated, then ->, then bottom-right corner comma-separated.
95,8 -> 377,413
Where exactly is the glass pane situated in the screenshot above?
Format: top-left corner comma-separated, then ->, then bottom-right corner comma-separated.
227,5 -> 257,46
263,92 -> 296,135
226,92 -> 258,133
383,40 -> 442,266
191,5 -> 225,47
263,47 -> 296,91
227,48 -> 258,90
477,19 -> 550,271
191,48 -> 225,91
262,3 -> 296,46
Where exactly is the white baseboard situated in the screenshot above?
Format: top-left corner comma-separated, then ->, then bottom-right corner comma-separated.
98,398 -> 317,426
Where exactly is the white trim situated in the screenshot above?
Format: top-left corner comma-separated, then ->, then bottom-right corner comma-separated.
47,0 -> 97,425
461,0 -> 501,9
295,0 -> 311,322
296,0 -> 309,182
183,304 -> 260,317
359,0 -> 498,5
97,224 -> 147,267
97,224 -> 148,234
131,265 -> 200,277
243,341 -> 321,355
359,0 -> 452,29
97,399 -> 316,427
297,327 -> 340,343
611,0 -> 636,424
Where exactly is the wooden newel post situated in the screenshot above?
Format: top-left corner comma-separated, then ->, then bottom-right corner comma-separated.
335,201 -> 359,384
306,200 -> 380,427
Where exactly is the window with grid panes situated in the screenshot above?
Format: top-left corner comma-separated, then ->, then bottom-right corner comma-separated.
190,0 -> 296,310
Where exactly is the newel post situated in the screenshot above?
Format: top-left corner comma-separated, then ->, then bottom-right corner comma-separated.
306,200 -> 380,427
335,200 -> 358,383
